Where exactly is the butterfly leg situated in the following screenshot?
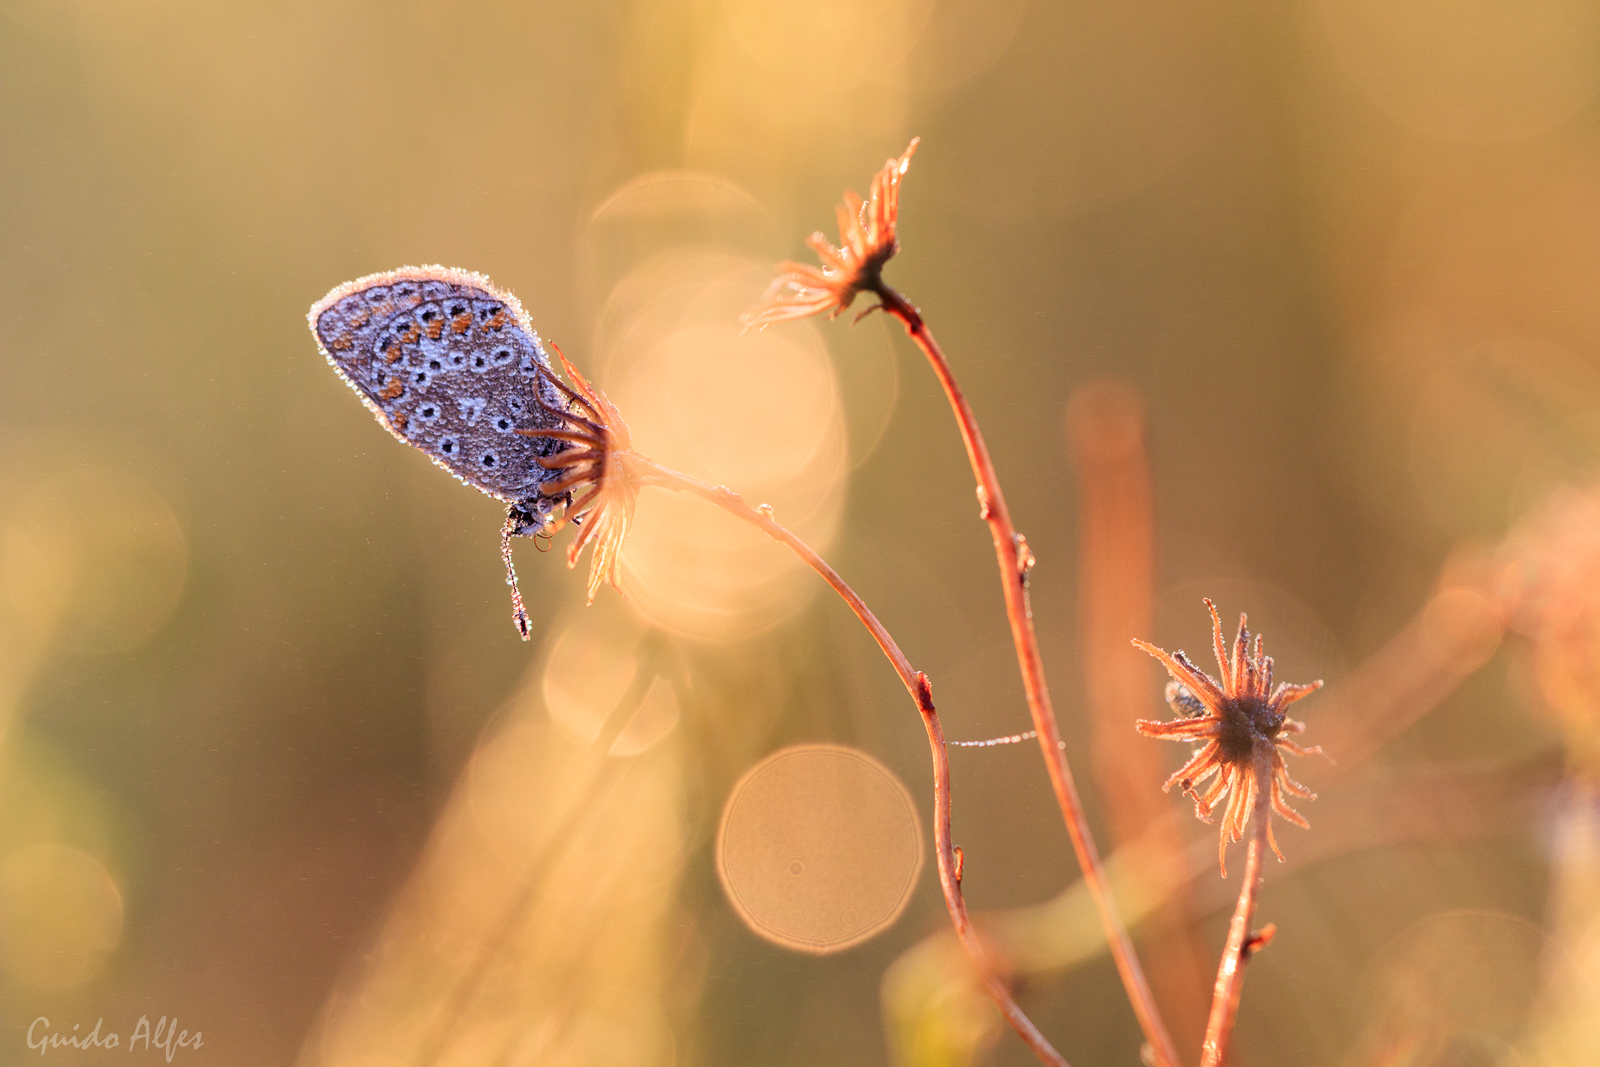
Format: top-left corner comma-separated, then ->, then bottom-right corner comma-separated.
501,504 -> 546,640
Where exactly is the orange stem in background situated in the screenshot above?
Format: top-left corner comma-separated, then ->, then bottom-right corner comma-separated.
870,283 -> 1181,1067
637,460 -> 1070,1067
1066,383 -> 1164,839
1067,382 -> 1213,1050
1201,754 -> 1272,1067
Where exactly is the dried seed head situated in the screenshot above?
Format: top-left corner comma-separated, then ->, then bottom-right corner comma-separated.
740,140 -> 918,330
1132,598 -> 1326,875
517,348 -> 641,605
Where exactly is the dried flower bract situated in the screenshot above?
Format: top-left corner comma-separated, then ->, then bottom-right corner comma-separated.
1132,599 -> 1324,875
520,350 -> 641,605
740,139 -> 919,329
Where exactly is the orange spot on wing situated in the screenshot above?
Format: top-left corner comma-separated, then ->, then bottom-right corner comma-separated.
349,310 -> 370,328
330,333 -> 354,352
487,310 -> 506,329
425,319 -> 445,340
398,323 -> 420,344
378,378 -> 404,400
392,411 -> 408,431
451,312 -> 472,335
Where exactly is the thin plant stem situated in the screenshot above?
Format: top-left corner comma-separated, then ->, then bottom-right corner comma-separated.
636,459 -> 1070,1067
1200,753 -> 1273,1067
868,282 -> 1181,1067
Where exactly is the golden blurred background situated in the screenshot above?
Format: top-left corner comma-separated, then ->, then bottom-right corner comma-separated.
4,0 -> 1600,1064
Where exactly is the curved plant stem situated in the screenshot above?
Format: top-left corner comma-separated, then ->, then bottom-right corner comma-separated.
869,282 -> 1181,1067
1201,755 -> 1272,1067
638,459 -> 1069,1067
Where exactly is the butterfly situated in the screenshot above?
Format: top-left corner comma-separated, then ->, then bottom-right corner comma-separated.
308,265 -> 580,638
